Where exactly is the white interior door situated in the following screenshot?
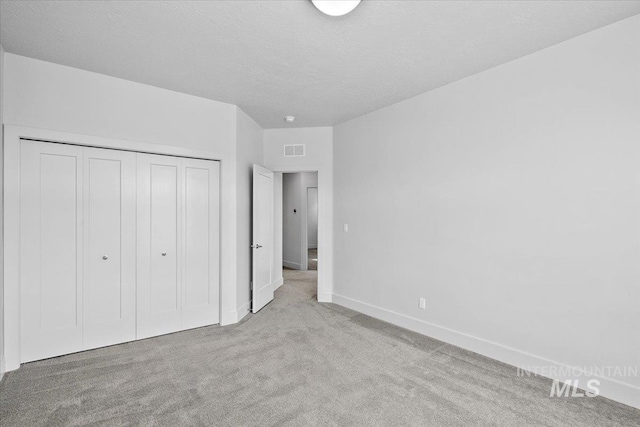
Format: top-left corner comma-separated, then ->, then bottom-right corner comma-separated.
181,158 -> 220,329
137,153 -> 183,339
82,147 -> 137,350
252,164 -> 274,313
20,141 -> 84,362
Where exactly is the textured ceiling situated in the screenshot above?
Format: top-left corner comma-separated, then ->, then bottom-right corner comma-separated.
1,1 -> 640,128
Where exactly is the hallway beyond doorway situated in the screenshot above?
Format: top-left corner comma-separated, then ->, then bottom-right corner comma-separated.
308,248 -> 317,270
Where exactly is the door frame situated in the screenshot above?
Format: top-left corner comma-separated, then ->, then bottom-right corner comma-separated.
2,125 -> 231,373
306,186 -> 319,254
298,181 -> 318,272
265,164 -> 333,305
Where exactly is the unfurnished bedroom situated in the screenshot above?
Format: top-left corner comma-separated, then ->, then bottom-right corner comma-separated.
0,1 -> 639,425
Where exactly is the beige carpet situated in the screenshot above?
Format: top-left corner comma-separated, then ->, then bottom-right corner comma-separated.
0,268 -> 638,426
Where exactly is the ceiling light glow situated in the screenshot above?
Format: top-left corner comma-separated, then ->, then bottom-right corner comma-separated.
311,0 -> 361,17
284,115 -> 296,123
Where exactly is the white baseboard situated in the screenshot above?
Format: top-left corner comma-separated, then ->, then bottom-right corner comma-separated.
222,299 -> 250,325
220,310 -> 237,326
308,244 -> 317,249
283,260 -> 304,270
0,356 -> 5,383
332,293 -> 640,409
318,292 -> 332,303
230,281 -> 283,324
236,301 -> 251,322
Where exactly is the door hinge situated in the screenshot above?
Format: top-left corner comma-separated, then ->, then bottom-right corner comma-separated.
250,281 -> 253,291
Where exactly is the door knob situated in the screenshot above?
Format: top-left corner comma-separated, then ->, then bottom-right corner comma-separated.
102,255 -> 109,260
162,252 -> 167,256
253,244 -> 263,249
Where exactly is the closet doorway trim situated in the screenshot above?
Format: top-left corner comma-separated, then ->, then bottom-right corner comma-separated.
3,125 -> 233,373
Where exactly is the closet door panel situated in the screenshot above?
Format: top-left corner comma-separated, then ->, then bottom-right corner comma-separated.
150,164 -> 179,313
181,159 -> 220,329
83,147 -> 136,350
137,154 -> 182,339
20,141 -> 84,362
184,167 -> 209,307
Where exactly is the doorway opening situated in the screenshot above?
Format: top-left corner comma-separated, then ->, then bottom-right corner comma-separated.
307,186 -> 318,271
282,172 -> 319,294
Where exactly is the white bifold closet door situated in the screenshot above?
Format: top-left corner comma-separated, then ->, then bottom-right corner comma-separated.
83,147 -> 137,350
20,141 -> 220,363
20,141 -> 136,362
136,154 -> 220,340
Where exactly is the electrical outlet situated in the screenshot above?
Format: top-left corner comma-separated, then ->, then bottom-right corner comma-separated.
419,298 -> 426,310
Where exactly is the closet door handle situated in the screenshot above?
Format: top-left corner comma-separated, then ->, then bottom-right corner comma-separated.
102,255 -> 109,260
162,252 -> 167,256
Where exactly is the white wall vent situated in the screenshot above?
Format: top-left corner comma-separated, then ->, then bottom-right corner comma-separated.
284,144 -> 305,157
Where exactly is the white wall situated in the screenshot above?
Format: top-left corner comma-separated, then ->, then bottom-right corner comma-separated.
264,127 -> 333,167
3,54 -> 241,326
263,127 -> 333,301
4,54 -> 236,151
307,187 -> 318,249
0,43 -> 5,379
333,16 -> 640,408
235,108 -> 263,319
